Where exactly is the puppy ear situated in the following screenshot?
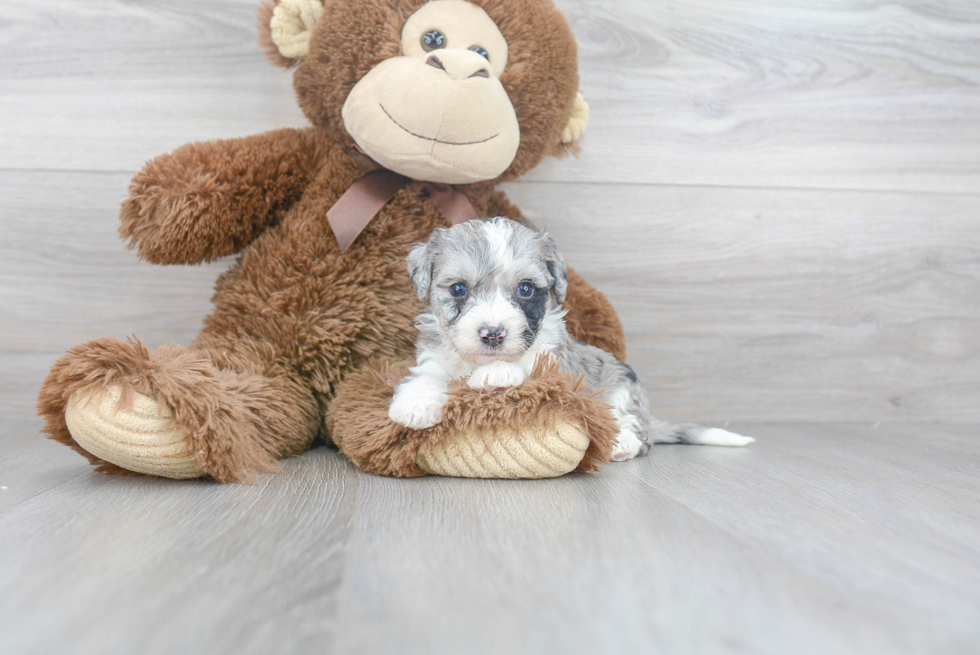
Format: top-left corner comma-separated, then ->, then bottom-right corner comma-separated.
407,241 -> 434,302
257,0 -> 324,68
541,234 -> 568,306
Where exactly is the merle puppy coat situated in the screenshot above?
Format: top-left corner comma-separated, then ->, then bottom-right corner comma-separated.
389,218 -> 754,460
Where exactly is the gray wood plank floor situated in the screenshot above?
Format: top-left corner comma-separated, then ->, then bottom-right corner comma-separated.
2,419 -> 979,654
2,0 -> 979,653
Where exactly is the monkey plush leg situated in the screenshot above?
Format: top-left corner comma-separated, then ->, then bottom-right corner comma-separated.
327,357 -> 618,479
38,338 -> 320,483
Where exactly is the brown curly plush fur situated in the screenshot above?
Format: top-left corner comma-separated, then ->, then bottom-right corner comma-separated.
36,0 -> 626,482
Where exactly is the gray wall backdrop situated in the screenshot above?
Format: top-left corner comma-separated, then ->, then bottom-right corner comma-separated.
1,0 -> 978,425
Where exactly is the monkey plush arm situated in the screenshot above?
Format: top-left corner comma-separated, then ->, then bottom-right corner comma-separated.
487,191 -> 627,360
119,127 -> 325,265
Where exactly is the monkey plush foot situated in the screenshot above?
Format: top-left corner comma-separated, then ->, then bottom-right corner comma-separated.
38,337 -> 313,483
65,385 -> 203,479
328,356 -> 618,479
416,420 -> 591,479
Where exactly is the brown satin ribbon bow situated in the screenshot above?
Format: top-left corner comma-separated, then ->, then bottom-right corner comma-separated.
326,169 -> 479,253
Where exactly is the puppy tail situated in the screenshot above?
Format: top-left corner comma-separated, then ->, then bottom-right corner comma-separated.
649,422 -> 755,447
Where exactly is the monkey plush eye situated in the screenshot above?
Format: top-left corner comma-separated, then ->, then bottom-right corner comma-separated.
468,45 -> 490,60
450,283 -> 468,298
421,30 -> 447,52
516,282 -> 534,299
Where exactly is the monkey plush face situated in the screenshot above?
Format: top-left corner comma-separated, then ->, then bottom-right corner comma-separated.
342,2 -> 519,184
259,0 -> 590,184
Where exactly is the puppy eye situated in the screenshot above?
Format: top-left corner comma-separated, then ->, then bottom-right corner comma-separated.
421,30 -> 447,52
516,282 -> 534,299
450,282 -> 468,298
468,45 -> 489,60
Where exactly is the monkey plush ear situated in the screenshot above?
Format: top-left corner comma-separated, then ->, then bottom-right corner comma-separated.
561,92 -> 590,145
257,0 -> 324,68
552,92 -> 590,158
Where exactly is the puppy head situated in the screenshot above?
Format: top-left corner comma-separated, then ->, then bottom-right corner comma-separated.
408,217 -> 567,364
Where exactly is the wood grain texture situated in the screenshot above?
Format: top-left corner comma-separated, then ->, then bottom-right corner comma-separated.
2,420 -> 979,654
503,180 -> 980,423
3,170 -> 976,422
0,170 -> 231,416
2,1 -> 978,192
2,2 -> 980,651
0,0 -> 304,174
539,0 -> 980,192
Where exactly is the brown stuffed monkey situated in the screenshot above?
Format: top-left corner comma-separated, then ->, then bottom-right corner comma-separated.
37,0 -> 626,482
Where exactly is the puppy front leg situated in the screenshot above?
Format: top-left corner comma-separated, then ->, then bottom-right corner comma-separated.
606,387 -> 648,462
389,367 -> 450,430
467,361 -> 528,392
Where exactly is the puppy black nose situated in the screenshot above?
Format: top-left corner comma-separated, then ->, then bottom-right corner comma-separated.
480,326 -> 507,346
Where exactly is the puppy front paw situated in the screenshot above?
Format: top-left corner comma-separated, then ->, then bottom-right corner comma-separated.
611,429 -> 644,462
467,362 -> 528,391
388,385 -> 446,430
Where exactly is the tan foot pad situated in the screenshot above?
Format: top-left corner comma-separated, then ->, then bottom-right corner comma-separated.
65,385 -> 204,479
417,420 -> 590,479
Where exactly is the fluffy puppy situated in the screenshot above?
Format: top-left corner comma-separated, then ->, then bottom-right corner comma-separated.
388,217 -> 754,460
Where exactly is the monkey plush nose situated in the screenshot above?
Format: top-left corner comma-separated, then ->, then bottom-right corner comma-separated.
480,326 -> 507,346
426,51 -> 492,81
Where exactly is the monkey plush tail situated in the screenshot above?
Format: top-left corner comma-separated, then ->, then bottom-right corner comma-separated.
648,421 -> 755,447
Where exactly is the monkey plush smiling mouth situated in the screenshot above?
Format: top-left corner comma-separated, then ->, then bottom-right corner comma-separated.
341,0 -> 520,184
